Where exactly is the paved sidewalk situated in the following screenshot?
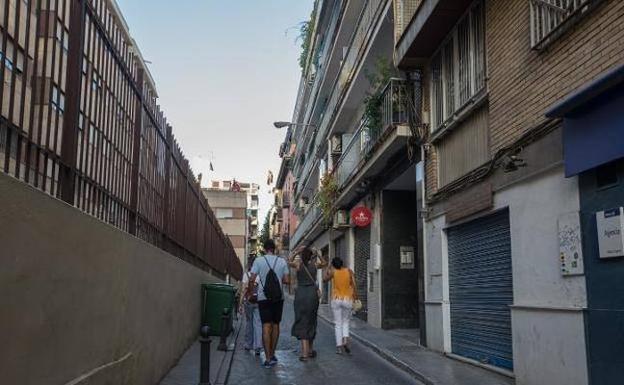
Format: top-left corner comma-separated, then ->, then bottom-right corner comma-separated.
318,304 -> 514,385
159,319 -> 241,385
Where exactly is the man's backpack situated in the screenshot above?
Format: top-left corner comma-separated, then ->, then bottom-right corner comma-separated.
262,257 -> 283,303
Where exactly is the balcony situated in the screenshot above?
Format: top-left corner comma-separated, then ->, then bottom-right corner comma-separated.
290,79 -> 411,248
294,0 -> 391,202
395,0 -> 476,67
283,193 -> 291,208
281,233 -> 290,248
335,78 -> 411,189
291,203 -> 322,249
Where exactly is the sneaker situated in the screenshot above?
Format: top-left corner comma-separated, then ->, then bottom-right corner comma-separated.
262,361 -> 274,369
255,349 -> 262,356
269,356 -> 278,365
343,344 -> 351,355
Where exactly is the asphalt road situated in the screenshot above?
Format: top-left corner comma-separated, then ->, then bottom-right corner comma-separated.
227,299 -> 422,385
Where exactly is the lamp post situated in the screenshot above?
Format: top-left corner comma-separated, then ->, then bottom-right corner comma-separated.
273,121 -> 317,129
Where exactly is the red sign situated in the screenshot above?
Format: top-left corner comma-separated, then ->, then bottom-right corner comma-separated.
351,206 -> 372,227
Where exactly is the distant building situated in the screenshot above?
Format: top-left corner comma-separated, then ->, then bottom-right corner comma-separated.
208,180 -> 260,260
202,189 -> 248,267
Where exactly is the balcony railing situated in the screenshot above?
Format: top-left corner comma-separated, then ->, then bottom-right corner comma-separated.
529,0 -> 593,48
283,193 -> 291,208
294,0 -> 388,200
335,78 -> 409,188
291,203 -> 321,248
281,233 -> 290,248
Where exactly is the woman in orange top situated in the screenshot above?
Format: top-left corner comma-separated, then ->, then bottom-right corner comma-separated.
323,256 -> 358,354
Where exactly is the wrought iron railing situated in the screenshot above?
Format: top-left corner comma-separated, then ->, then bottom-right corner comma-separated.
335,78 -> 409,188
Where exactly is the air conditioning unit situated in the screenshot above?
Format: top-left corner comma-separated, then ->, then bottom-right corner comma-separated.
330,134 -> 342,155
333,210 -> 349,228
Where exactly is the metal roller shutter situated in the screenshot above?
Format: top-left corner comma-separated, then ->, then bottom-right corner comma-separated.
447,209 -> 513,370
354,226 -> 370,321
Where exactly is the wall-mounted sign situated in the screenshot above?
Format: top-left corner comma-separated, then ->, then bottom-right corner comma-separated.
558,212 -> 584,276
400,246 -> 415,270
596,207 -> 624,259
351,206 -> 372,227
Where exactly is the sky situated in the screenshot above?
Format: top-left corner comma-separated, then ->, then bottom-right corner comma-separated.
116,0 -> 313,222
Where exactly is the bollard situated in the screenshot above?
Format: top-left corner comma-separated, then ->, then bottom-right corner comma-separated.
199,325 -> 211,385
217,308 -> 230,351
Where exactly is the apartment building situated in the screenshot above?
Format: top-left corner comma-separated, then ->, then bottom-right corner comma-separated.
284,0 -> 424,331
394,0 -> 624,384
274,136 -> 298,256
202,189 -> 248,267
209,180 -> 260,258
0,0 -> 241,281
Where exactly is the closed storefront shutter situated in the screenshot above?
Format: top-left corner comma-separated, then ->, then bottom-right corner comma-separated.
447,209 -> 513,370
354,226 -> 370,321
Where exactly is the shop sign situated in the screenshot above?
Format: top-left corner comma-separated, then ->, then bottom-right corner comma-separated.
596,207 -> 624,259
351,206 -> 372,227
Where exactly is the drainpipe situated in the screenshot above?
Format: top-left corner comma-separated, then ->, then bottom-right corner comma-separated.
407,68 -> 428,347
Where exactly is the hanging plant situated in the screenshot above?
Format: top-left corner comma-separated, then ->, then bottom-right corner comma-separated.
297,3 -> 318,72
315,172 -> 339,228
363,57 -> 399,133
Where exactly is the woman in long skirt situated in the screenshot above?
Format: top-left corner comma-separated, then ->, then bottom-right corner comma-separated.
289,247 -> 327,361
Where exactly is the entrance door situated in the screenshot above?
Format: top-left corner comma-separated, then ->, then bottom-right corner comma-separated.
354,226 -> 370,321
447,209 -> 513,370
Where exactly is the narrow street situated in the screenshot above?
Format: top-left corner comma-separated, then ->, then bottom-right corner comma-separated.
227,299 -> 422,385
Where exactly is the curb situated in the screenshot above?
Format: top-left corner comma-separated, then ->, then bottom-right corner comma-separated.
216,318 -> 243,385
318,312 -> 435,385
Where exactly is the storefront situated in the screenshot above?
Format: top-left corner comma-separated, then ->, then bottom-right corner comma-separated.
547,63 -> 624,385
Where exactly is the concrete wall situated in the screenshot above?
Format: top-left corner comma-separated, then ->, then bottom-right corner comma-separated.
0,173 -> 219,385
495,166 -> 588,385
424,167 -> 588,384
368,192 -> 383,328
424,214 -> 447,352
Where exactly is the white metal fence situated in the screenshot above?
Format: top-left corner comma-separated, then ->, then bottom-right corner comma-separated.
529,0 -> 592,48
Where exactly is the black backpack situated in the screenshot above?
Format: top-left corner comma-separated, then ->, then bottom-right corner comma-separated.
261,257 -> 283,303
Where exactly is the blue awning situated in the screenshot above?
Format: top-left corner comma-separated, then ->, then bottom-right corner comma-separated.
546,64 -> 624,177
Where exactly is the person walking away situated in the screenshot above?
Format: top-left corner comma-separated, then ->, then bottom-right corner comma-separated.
289,247 -> 328,361
324,256 -> 358,354
249,239 -> 289,368
240,258 -> 262,355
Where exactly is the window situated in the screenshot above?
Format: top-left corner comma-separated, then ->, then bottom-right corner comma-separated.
0,48 -> 24,75
51,85 -> 65,113
430,1 -> 485,131
56,21 -> 69,52
529,0 -> 595,49
216,208 -> 234,219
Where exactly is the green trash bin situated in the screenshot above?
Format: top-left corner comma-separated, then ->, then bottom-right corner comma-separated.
201,283 -> 237,336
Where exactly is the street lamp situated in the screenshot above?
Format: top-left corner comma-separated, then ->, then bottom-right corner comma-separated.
273,121 -> 317,129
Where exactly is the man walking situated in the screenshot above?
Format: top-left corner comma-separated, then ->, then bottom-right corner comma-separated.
240,257 -> 262,355
249,239 -> 289,368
